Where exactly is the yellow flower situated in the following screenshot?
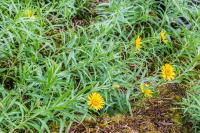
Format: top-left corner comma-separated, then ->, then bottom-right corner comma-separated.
162,64 -> 176,80
25,9 -> 35,19
88,92 -> 104,111
135,36 -> 141,49
140,83 -> 149,92
143,89 -> 153,97
140,83 -> 153,98
161,30 -> 167,43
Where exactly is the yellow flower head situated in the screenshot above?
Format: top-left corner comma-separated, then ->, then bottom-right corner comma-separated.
161,30 -> 167,43
25,9 -> 35,19
143,89 -> 153,97
88,92 -> 104,111
162,64 -> 176,80
140,83 -> 153,98
135,36 -> 141,49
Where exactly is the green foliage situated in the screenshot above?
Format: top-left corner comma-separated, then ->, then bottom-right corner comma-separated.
0,0 -> 199,132
181,82 -> 200,131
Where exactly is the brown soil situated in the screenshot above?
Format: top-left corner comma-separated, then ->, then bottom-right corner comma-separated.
69,83 -> 192,133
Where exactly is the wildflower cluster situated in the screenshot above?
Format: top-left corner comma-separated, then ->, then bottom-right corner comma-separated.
134,30 -> 168,49
88,31 -> 176,110
134,31 -> 176,99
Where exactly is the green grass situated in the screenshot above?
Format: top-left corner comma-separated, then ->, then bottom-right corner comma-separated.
181,82 -> 200,131
0,0 -> 199,132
